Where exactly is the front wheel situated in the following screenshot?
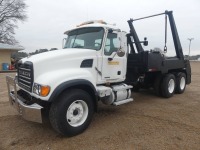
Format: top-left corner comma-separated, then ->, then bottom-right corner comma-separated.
49,89 -> 94,136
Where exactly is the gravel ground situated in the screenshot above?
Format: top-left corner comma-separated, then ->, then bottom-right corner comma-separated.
0,61 -> 200,150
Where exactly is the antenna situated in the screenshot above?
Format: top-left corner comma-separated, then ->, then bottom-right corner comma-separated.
86,0 -> 89,21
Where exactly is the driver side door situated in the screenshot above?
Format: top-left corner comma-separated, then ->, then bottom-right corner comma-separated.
101,31 -> 126,82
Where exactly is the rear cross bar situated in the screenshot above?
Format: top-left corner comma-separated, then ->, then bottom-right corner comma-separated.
130,10 -> 171,22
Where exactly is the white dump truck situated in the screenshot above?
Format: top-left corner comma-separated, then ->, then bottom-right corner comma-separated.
6,11 -> 191,136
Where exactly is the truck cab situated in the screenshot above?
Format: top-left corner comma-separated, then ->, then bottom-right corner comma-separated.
63,22 -> 128,84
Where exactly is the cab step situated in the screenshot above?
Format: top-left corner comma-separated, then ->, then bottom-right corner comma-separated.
113,98 -> 133,106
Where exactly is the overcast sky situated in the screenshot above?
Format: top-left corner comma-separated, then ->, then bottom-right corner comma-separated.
15,0 -> 200,55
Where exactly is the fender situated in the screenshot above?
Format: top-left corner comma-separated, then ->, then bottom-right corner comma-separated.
33,68 -> 97,100
48,79 -> 98,104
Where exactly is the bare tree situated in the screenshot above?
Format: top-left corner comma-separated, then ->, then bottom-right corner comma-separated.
0,0 -> 27,45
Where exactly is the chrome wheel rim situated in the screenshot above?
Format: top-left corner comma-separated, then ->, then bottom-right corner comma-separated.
180,77 -> 186,90
168,79 -> 175,94
66,100 -> 88,127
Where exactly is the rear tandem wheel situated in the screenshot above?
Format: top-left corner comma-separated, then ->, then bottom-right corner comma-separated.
161,73 -> 176,98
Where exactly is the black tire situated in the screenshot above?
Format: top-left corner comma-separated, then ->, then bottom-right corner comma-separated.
154,75 -> 162,96
175,72 -> 186,94
161,74 -> 176,98
49,89 -> 94,137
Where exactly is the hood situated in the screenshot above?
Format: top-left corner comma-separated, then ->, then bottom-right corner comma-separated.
21,48 -> 97,78
22,48 -> 96,64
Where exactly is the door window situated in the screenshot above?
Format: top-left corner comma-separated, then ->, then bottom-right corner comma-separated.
104,32 -> 120,56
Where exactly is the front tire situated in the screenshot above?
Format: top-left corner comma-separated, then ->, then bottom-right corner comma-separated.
161,74 -> 176,98
49,89 -> 94,137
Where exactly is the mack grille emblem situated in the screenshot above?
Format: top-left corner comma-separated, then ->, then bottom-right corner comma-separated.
19,70 -> 31,77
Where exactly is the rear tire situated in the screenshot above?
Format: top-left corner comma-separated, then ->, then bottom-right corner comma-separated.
161,74 -> 176,98
49,89 -> 94,137
175,72 -> 186,94
154,74 -> 162,96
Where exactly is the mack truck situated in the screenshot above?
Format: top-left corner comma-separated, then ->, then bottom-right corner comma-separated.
6,11 -> 191,136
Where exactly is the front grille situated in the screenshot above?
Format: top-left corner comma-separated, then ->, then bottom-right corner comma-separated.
18,61 -> 34,92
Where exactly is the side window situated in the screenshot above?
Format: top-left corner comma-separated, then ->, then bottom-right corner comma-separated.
104,32 -> 120,56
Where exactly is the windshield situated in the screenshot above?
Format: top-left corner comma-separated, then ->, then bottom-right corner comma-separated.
64,27 -> 104,50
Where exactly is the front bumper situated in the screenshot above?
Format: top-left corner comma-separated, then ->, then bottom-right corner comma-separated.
6,76 -> 43,123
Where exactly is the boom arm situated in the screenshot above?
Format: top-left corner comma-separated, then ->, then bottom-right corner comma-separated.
167,11 -> 184,60
127,10 -> 184,60
127,19 -> 144,53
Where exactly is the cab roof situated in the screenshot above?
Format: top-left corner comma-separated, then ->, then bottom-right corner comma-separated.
64,20 -> 121,34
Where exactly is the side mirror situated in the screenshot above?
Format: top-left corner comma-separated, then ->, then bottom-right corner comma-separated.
108,48 -> 125,61
62,38 -> 67,49
143,37 -> 148,46
108,29 -> 113,33
117,48 -> 125,57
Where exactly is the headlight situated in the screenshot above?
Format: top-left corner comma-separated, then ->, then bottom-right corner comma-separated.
33,83 -> 50,97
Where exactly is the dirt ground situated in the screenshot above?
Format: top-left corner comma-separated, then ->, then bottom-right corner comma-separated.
0,61 -> 200,150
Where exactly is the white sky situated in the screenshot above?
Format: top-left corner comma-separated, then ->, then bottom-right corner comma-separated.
15,0 -> 200,55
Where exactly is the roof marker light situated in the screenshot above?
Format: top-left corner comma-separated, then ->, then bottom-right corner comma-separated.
76,20 -> 107,27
